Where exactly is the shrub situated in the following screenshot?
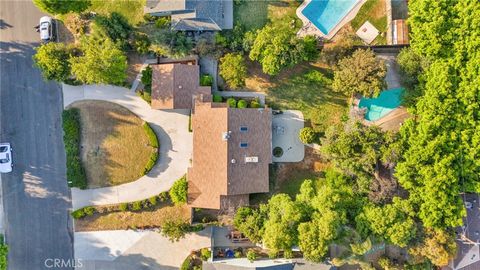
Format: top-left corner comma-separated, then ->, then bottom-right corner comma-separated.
133,33 -> 151,55
148,196 -> 158,206
234,250 -> 243,258
170,176 -> 188,205
62,109 -> 87,189
237,99 -> 248,108
155,17 -> 170,29
34,42 -> 72,83
200,248 -> 211,261
143,122 -> 159,148
180,255 -> 192,270
119,203 -> 128,211
83,206 -> 95,216
299,127 -> 317,144
0,235 -> 7,270
227,98 -> 237,108
131,201 -> 142,211
159,192 -> 169,202
213,94 -> 223,103
249,99 -> 261,108
143,122 -> 159,175
200,74 -> 213,86
138,90 -> 151,104
161,219 -> 191,242
71,209 -> 86,219
93,12 -> 132,50
246,249 -> 257,262
141,66 -> 153,90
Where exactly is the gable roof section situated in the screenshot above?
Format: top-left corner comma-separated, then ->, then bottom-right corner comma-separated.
187,101 -> 272,209
151,63 -> 210,110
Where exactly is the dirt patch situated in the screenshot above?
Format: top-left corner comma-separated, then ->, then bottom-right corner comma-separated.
75,203 -> 191,231
71,100 -> 155,188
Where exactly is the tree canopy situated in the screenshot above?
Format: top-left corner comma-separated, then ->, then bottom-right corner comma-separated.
70,36 -> 127,85
395,0 -> 480,230
332,49 -> 386,98
33,0 -> 90,14
249,22 -> 317,75
219,53 -> 247,89
33,42 -> 71,82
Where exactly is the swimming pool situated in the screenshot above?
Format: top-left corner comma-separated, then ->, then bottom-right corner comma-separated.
301,0 -> 360,35
359,88 -> 404,121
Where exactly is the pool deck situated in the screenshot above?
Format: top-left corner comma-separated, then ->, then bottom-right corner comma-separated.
296,0 -> 368,39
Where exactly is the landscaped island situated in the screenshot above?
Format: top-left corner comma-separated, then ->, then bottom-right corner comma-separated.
63,100 -> 159,188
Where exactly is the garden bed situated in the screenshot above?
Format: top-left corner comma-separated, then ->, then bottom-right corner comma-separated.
70,100 -> 159,188
74,200 -> 191,232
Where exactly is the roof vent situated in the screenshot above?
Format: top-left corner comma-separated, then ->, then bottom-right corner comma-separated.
245,156 -> 258,163
222,131 -> 231,141
231,159 -> 236,164
178,85 -> 183,89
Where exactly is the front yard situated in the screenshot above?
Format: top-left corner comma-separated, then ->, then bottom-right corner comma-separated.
69,100 -> 158,188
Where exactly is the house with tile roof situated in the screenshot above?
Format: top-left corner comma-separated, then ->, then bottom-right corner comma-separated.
151,62 -> 211,110
144,0 -> 233,31
187,100 -> 272,210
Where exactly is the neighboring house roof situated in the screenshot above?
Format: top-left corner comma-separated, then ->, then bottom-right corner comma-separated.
188,101 -> 272,209
144,0 -> 233,30
151,63 -> 211,110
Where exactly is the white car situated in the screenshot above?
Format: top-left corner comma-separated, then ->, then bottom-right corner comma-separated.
39,16 -> 54,42
0,143 -> 12,173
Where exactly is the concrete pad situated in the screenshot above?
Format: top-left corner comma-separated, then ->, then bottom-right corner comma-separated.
356,21 -> 380,44
272,110 -> 305,163
62,84 -> 192,209
75,230 -> 150,261
75,229 -> 211,270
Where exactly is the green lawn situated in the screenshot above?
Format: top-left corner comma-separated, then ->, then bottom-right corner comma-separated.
234,1 -> 269,30
267,69 -> 348,134
89,0 -> 146,25
234,0 -> 299,31
278,171 -> 321,199
350,0 -> 387,33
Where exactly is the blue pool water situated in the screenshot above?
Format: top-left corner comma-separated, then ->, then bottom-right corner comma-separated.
302,0 -> 359,35
359,88 -> 404,121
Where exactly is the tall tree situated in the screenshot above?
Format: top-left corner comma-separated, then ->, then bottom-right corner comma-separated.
219,53 -> 247,89
395,0 -> 480,230
332,49 -> 386,98
249,22 -> 314,75
33,42 -> 71,82
33,0 -> 90,15
70,36 -> 127,85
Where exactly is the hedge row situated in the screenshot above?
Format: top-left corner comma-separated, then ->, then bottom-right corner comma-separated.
62,109 -> 87,189
71,192 -> 170,219
214,96 -> 262,109
143,122 -> 160,175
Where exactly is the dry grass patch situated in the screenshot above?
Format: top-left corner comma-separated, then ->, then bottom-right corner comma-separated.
71,100 -> 156,188
75,203 -> 191,231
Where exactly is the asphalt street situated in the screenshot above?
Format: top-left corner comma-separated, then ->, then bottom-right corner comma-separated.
0,0 -> 74,269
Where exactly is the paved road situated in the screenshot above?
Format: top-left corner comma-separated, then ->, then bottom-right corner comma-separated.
0,1 -> 74,269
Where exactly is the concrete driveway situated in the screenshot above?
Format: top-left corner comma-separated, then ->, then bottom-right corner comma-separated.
272,110 -> 305,162
75,229 -> 211,270
63,84 -> 192,210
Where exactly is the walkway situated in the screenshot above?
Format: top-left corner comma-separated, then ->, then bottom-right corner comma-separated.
63,84 -> 192,210
75,229 -> 211,270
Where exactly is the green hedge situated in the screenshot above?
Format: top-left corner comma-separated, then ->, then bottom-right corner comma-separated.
0,235 -> 8,270
170,175 -> 188,205
62,109 -> 87,189
200,74 -> 213,86
227,97 -> 237,108
71,206 -> 96,219
213,93 -> 223,102
143,122 -> 160,175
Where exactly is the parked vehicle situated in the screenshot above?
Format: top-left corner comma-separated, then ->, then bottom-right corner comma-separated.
39,16 -> 54,42
0,143 -> 13,173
